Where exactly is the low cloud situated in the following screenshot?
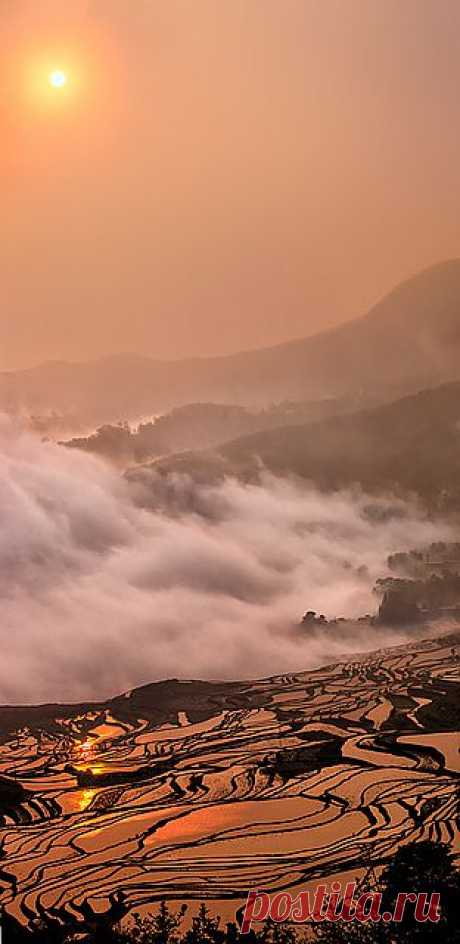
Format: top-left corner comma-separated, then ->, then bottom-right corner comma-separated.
0,417 -> 453,704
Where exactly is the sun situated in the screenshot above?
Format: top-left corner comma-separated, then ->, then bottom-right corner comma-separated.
48,69 -> 68,89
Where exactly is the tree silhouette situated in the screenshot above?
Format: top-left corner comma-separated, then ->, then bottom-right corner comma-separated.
181,902 -> 224,943
378,840 -> 459,943
313,840 -> 460,943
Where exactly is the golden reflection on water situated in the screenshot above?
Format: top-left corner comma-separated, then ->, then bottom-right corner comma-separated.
80,789 -> 96,811
75,762 -> 107,774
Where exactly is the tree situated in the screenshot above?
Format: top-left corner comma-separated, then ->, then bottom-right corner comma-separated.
313,840 -> 460,944
378,840 -> 459,943
112,902 -> 187,944
255,917 -> 299,942
182,903 -> 225,944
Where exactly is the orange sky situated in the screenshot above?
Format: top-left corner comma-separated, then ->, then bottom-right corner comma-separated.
1,0 -> 459,369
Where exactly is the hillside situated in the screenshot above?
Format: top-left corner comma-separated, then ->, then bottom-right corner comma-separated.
1,260 -> 460,427
64,397 -> 359,464
146,382 -> 460,508
0,633 -> 458,935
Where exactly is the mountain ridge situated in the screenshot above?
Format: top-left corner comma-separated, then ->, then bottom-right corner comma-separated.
143,380 -> 460,508
1,259 -> 460,425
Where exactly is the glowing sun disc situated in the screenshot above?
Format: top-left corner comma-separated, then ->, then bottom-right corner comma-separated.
49,70 -> 67,88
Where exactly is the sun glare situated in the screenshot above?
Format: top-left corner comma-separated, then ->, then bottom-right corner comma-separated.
49,69 -> 67,88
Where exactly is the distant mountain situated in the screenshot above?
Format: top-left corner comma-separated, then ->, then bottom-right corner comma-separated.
1,260 -> 460,426
64,397 -> 361,465
146,381 -> 460,508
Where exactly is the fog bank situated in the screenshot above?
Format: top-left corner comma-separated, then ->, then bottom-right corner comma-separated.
0,418 -> 453,704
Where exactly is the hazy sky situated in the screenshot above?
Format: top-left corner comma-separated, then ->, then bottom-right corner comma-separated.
1,0 -> 459,368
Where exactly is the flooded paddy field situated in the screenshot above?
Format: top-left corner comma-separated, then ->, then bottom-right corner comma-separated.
0,632 -> 459,933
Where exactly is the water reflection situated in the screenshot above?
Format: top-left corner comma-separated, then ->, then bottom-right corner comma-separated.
80,788 -> 96,811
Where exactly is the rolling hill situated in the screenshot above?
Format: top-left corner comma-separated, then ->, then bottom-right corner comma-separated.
1,260 -> 460,427
63,397 -> 361,464
144,381 -> 460,508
